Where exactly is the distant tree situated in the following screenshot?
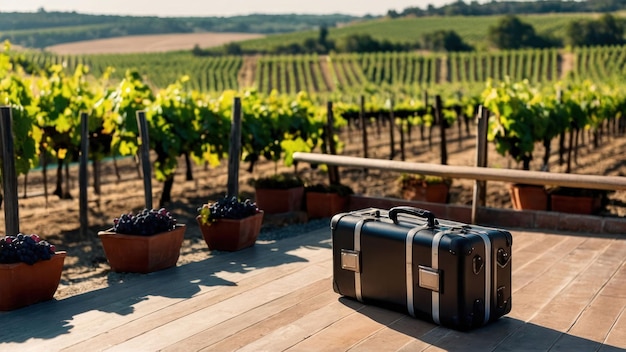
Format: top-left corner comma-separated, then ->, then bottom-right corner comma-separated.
422,30 -> 473,52
488,15 -> 557,49
303,38 -> 320,53
315,25 -> 335,54
387,10 -> 400,18
318,26 -> 329,46
192,44 -> 204,56
338,34 -> 380,53
223,42 -> 243,55
566,14 -> 624,47
488,15 -> 536,49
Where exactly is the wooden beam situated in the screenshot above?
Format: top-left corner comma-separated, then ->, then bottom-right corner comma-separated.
292,152 -> 626,191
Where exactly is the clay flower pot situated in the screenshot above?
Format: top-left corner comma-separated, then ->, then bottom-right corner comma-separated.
306,192 -> 349,219
398,174 -> 451,204
249,173 -> 305,214
549,187 -> 604,215
255,187 -> 304,214
98,225 -> 186,273
196,212 -> 264,252
0,251 -> 66,311
509,183 -> 548,211
304,183 -> 353,219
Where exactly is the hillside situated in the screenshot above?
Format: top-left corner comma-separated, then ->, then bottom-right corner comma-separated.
3,0 -> 626,52
235,12 -> 612,52
0,11 -> 359,49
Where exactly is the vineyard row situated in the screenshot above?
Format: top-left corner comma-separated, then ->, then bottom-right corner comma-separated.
13,45 -> 626,96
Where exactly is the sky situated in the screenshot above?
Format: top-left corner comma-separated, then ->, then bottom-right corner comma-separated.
1,0 -> 491,17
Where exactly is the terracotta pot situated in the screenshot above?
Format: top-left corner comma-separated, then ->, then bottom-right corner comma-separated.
550,194 -> 601,215
402,183 -> 449,203
196,212 -> 264,252
98,224 -> 186,273
509,183 -> 548,211
306,192 -> 349,219
255,187 -> 304,214
0,251 -> 66,311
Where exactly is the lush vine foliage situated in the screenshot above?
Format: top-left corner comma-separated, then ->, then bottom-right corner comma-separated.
2,42 -> 626,204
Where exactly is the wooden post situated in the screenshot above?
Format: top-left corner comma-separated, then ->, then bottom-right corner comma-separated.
399,116 -> 406,162
326,102 -> 340,185
227,97 -> 242,198
421,91 -> 428,141
0,107 -> 19,235
359,95 -> 368,159
136,111 -> 152,209
436,95 -> 448,165
472,106 -> 489,224
79,112 -> 89,238
388,99 -> 396,160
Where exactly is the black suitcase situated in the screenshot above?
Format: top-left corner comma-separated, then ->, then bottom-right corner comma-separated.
331,206 -> 512,331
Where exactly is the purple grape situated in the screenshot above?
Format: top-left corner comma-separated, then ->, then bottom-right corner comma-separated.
112,208 -> 177,236
0,234 -> 58,265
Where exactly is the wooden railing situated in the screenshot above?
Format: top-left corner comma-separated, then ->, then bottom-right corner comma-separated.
292,152 -> 626,223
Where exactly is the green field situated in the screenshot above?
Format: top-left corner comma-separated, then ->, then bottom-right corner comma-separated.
238,12 -> 610,52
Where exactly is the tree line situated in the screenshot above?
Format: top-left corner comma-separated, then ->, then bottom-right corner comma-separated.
390,0 -> 626,18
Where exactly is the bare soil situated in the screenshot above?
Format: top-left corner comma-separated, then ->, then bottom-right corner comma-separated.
45,33 -> 265,54
3,123 -> 626,300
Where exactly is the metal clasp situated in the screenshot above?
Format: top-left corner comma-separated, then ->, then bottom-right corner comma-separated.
341,249 -> 360,272
418,265 -> 441,292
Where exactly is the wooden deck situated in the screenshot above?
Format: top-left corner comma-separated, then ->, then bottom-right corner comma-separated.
1,225 -> 626,351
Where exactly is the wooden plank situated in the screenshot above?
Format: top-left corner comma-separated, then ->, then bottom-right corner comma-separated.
565,295 -> 626,343
512,235 -> 587,293
509,230 -> 550,257
498,238 -> 626,350
423,318 -> 524,352
163,278 -> 332,351
531,239 -> 626,331
2,228 -> 331,351
565,255 -> 626,345
602,306 -> 626,350
511,232 -> 569,274
61,257 -> 332,352
196,281 -> 339,351
348,316 -> 438,351
395,326 -> 452,351
285,304 -> 406,351
492,322 -> 562,352
232,299 -> 366,352
103,263 -> 331,351
511,237 -> 613,323
548,332 -> 603,351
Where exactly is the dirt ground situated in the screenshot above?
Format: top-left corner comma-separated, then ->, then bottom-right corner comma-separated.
3,122 -> 626,300
44,32 -> 265,54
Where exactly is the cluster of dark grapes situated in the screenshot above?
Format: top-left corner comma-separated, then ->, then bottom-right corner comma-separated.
113,208 -> 177,236
207,196 -> 259,221
0,233 -> 57,265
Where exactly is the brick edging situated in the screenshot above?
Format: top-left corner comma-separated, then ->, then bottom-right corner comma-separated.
347,195 -> 626,235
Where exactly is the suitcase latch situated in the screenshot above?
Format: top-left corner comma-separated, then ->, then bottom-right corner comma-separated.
418,266 -> 440,292
341,249 -> 360,272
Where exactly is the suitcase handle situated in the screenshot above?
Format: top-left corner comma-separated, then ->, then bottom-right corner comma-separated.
389,206 -> 436,228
